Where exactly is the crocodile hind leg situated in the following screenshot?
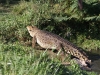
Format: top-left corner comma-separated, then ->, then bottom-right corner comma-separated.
55,43 -> 70,65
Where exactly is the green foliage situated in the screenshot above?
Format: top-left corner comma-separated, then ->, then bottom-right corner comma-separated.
82,40 -> 100,53
0,43 -> 97,75
0,0 -> 100,74
0,0 -> 100,53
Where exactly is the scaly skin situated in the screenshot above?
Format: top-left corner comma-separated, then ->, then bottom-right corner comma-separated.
27,26 -> 91,67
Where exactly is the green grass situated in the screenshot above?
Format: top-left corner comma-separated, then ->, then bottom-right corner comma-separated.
0,0 -> 99,75
0,43 -> 97,75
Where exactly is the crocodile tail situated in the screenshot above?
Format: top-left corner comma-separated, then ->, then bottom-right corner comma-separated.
63,45 -> 88,60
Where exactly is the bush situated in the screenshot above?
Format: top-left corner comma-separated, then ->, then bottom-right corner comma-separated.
0,0 -> 99,74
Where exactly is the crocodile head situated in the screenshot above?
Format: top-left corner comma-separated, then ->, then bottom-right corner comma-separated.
26,26 -> 39,37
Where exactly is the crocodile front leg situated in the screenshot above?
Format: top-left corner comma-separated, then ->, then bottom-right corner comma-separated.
32,36 -> 36,48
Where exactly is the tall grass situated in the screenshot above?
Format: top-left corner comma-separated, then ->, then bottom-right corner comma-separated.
0,0 -> 99,75
0,43 -> 97,75
0,0 -> 100,51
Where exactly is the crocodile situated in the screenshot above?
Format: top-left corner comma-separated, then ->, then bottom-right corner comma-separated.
26,25 -> 91,68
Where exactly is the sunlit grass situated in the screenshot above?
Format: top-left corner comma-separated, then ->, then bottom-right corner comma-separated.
0,43 -> 97,75
0,0 -> 99,75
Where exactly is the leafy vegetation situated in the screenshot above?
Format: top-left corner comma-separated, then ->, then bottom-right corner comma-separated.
0,0 -> 100,75
0,43 -> 97,75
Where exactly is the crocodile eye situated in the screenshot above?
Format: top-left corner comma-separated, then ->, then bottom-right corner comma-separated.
29,30 -> 32,31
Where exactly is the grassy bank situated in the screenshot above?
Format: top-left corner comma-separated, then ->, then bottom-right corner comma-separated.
0,0 -> 100,75
0,43 -> 97,75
